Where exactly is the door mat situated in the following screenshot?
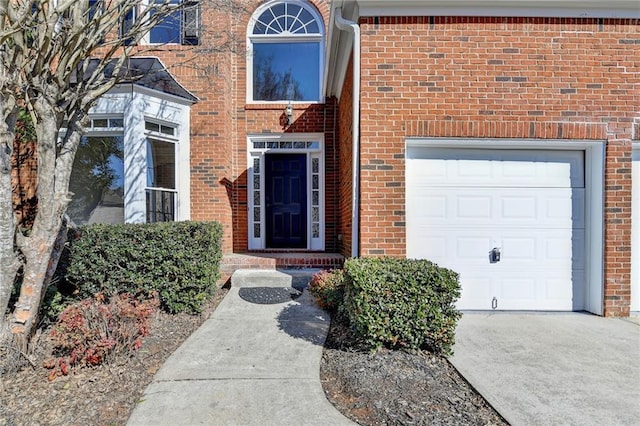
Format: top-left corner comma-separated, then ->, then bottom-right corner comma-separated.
238,287 -> 302,304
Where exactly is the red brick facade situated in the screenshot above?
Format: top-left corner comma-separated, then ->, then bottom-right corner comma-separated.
336,16 -> 639,316
144,0 -> 334,254
12,2 -> 637,316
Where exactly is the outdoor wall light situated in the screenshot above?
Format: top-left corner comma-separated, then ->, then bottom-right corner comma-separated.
285,102 -> 294,126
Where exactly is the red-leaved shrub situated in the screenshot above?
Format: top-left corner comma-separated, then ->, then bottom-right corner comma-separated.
308,269 -> 345,312
47,293 -> 158,379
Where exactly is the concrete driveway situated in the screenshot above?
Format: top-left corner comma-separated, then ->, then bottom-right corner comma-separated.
450,313 -> 640,426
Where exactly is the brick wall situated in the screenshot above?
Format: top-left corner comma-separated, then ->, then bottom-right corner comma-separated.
340,16 -> 640,316
228,0 -> 337,252
146,7 -> 237,253
338,57 -> 354,258
153,0 -> 338,254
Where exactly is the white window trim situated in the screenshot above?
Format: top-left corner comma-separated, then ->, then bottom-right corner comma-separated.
246,0 -> 325,104
248,133 -> 325,251
406,138 -> 605,315
85,89 -> 191,225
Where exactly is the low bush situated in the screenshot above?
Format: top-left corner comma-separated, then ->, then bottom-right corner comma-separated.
342,257 -> 461,356
64,221 -> 223,314
47,293 -> 159,379
308,269 -> 346,312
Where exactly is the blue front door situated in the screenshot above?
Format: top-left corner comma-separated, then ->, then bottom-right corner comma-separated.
265,154 -> 307,248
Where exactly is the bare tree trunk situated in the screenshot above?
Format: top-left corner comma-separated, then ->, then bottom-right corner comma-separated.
11,217 -> 68,346
10,99 -> 71,348
0,128 -> 18,334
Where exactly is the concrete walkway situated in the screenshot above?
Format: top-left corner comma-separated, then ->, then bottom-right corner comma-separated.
127,269 -> 354,426
450,312 -> 640,426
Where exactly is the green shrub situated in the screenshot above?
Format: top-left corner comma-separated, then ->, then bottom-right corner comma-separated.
65,221 -> 223,314
308,269 -> 346,312
342,257 -> 461,356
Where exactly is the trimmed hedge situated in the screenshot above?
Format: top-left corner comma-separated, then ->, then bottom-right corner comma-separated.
65,221 -> 223,314
342,257 -> 461,356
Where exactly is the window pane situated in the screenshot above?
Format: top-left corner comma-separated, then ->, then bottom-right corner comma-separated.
145,121 -> 160,132
147,139 -> 175,189
109,118 -> 124,127
68,136 -> 124,225
150,1 -> 181,43
121,6 -> 137,43
253,42 -> 320,101
160,124 -> 175,135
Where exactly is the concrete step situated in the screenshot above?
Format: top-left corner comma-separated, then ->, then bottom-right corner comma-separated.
230,269 -> 319,289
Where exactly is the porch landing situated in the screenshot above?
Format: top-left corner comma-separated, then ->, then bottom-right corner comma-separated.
220,252 -> 345,284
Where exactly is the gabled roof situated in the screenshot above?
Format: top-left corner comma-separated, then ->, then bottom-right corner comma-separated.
80,57 -> 198,103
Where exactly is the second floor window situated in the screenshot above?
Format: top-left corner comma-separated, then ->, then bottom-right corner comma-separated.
248,1 -> 324,103
121,0 -> 201,46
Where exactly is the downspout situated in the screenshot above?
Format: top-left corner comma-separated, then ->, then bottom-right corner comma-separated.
334,8 -> 360,258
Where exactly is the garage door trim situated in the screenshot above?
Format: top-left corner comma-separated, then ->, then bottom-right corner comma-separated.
631,144 -> 640,312
405,138 -> 605,315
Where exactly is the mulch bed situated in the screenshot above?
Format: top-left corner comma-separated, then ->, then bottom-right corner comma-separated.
320,318 -> 508,426
1,287 -> 507,426
0,288 -> 228,426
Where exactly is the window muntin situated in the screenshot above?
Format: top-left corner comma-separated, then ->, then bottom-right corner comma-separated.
248,1 -> 324,103
252,2 -> 320,35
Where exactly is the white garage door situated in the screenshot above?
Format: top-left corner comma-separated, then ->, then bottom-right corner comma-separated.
632,148 -> 640,312
406,148 -> 585,311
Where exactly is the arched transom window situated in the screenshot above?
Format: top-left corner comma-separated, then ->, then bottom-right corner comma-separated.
248,1 -> 324,102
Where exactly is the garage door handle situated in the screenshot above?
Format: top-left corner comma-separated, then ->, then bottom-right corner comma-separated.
490,247 -> 501,263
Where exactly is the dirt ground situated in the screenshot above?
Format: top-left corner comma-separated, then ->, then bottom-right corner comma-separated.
1,288 -> 506,426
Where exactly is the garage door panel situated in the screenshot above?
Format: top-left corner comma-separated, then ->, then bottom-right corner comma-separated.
409,188 -> 583,229
414,228 -> 582,266
545,230 -> 585,269
409,235 -> 447,260
501,237 -> 536,260
414,195 -> 447,218
439,261 -> 582,311
456,277 -> 493,310
458,196 -> 492,219
407,149 -> 584,188
406,148 -> 585,311
456,237 -> 492,259
501,196 -> 537,219
546,190 -> 585,227
501,278 -> 537,300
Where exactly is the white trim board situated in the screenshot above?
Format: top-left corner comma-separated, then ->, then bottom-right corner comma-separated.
355,1 -> 640,18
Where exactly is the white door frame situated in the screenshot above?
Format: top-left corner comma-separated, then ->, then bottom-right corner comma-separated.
247,133 -> 325,251
406,138 -> 605,315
